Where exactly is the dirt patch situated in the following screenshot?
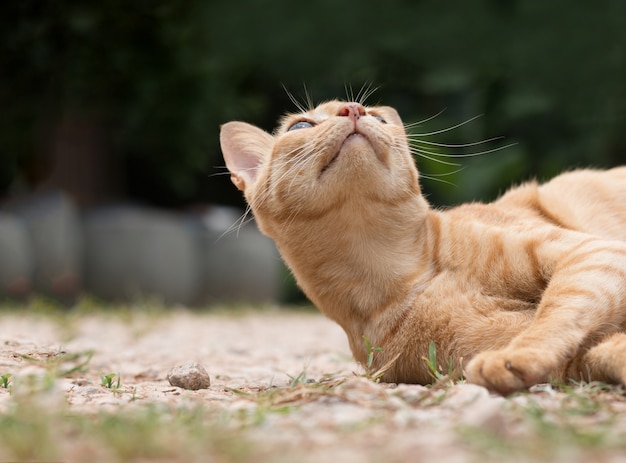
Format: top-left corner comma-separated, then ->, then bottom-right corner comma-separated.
1,308 -> 626,462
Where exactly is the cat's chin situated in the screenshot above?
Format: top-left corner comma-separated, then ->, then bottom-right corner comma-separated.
322,132 -> 382,176
342,133 -> 377,159
321,133 -> 368,173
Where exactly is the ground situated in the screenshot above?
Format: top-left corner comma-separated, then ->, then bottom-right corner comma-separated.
1,303 -> 626,462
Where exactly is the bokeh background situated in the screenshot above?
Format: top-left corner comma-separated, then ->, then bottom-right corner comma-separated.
1,0 -> 625,305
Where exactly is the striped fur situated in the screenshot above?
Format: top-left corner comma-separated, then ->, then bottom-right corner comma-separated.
220,100 -> 626,394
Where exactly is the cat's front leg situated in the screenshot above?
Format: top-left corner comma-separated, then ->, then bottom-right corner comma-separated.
465,348 -> 554,394
470,332 -> 626,393
466,239 -> 626,394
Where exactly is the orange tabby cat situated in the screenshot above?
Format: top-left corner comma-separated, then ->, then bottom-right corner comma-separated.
220,100 -> 626,394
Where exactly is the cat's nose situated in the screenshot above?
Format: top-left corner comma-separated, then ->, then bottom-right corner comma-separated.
337,102 -> 366,121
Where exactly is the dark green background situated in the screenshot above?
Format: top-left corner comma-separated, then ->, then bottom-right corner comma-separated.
2,0 -> 625,210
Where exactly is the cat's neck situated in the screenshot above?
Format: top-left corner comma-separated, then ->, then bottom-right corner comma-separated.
266,194 -> 434,340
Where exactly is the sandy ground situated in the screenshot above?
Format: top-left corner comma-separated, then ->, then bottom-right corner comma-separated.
1,308 -> 626,462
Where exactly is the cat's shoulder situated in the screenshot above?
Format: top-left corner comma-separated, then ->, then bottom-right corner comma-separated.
441,180 -> 541,226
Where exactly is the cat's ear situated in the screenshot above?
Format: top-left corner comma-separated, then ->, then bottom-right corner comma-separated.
376,106 -> 403,126
220,122 -> 274,191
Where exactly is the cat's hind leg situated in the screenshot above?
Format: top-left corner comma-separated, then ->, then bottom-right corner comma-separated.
572,333 -> 626,385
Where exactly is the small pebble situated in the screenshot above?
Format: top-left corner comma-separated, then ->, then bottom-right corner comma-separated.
167,362 -> 211,390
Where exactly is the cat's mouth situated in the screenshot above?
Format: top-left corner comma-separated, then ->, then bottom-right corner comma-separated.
320,153 -> 340,176
320,132 -> 370,176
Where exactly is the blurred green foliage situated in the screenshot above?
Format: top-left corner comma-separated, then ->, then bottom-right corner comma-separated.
1,0 -> 625,208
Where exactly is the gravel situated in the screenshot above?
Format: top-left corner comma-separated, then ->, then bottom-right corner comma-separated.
1,308 -> 626,462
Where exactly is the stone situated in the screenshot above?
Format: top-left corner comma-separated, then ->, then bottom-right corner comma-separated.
167,362 -> 211,390
188,206 -> 283,304
6,191 -> 82,300
444,384 -> 508,432
83,205 -> 200,305
0,212 -> 33,297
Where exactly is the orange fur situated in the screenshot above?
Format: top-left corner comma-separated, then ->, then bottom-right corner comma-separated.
220,100 -> 626,394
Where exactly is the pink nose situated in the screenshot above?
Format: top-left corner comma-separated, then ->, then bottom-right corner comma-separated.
337,102 -> 366,121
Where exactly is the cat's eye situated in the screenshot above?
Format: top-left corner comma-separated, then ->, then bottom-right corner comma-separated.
373,115 -> 387,124
288,121 -> 314,131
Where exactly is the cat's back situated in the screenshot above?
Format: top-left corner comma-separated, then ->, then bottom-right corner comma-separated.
496,166 -> 626,241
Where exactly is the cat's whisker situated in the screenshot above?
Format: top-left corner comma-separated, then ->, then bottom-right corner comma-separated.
345,83 -> 355,103
249,144 -> 318,211
418,173 -> 459,186
275,143 -> 316,172
390,137 -> 467,176
403,109 -> 447,129
207,170 -> 234,178
282,193 -> 308,230
421,166 -> 467,177
408,147 -> 462,167
408,142 -> 517,159
262,143 -> 323,228
303,83 -> 314,111
282,84 -> 309,114
406,136 -> 504,148
217,206 -> 256,240
356,82 -> 379,105
410,114 -> 484,136
284,150 -> 318,193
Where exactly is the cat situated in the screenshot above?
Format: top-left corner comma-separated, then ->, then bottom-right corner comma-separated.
220,99 -> 626,394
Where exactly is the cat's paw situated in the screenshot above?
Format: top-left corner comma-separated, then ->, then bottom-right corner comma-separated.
465,349 -> 552,395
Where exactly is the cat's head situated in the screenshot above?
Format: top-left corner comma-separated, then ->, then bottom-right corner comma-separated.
220,100 -> 421,236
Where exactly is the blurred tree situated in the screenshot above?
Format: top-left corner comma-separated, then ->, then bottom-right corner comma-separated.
1,0 -> 624,209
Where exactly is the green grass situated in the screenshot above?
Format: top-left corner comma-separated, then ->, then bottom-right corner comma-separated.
0,373 -> 11,388
100,372 -> 121,389
458,382 -> 626,462
423,340 -> 459,385
17,349 -> 95,378
0,399 -> 253,463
